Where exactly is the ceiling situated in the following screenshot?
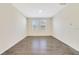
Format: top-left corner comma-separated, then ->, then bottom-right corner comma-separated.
12,3 -> 68,17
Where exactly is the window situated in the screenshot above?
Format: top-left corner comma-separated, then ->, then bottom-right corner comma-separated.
32,18 -> 48,31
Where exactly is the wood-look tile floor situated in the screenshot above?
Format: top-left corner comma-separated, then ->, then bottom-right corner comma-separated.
2,36 -> 79,55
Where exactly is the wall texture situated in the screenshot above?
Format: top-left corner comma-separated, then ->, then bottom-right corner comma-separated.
0,4 -> 27,54
53,4 -> 79,51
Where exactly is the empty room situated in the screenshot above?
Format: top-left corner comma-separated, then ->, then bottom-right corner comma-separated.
0,3 -> 79,55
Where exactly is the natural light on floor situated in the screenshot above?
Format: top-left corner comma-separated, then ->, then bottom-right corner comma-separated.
32,38 -> 47,54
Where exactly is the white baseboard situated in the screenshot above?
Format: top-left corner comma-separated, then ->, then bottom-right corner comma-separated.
0,35 -> 27,54
52,34 -> 79,53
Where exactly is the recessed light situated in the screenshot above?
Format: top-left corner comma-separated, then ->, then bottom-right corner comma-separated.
39,10 -> 43,13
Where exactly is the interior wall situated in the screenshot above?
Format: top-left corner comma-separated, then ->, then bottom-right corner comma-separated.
53,4 -> 79,51
27,18 -> 52,36
0,4 -> 27,54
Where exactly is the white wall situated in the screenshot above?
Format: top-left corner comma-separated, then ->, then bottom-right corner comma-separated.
0,4 -> 27,54
53,4 -> 79,51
